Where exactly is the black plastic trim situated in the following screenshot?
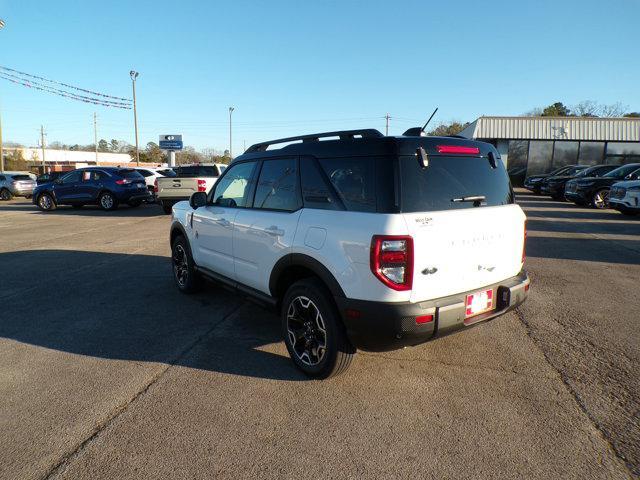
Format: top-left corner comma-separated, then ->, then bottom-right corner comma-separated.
269,253 -> 346,299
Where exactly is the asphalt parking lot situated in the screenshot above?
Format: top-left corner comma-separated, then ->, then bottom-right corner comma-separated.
1,192 -> 638,479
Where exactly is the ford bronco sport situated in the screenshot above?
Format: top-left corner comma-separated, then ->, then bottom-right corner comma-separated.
169,129 -> 529,378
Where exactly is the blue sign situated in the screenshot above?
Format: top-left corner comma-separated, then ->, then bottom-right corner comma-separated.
159,134 -> 183,151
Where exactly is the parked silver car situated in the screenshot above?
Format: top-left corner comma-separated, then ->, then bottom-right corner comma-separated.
0,172 -> 36,200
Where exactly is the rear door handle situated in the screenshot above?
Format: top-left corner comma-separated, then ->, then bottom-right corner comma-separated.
264,226 -> 284,236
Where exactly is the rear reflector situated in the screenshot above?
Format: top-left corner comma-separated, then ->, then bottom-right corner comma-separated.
436,145 -> 480,155
525,283 -> 530,292
415,314 -> 433,324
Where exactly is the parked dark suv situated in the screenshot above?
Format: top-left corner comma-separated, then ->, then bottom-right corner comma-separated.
33,167 -> 150,211
565,163 -> 640,209
523,165 -> 586,194
540,164 -> 618,200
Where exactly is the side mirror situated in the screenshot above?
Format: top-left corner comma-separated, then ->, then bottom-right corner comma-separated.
189,191 -> 208,209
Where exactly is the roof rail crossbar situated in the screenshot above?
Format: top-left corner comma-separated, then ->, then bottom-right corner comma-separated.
246,129 -> 384,153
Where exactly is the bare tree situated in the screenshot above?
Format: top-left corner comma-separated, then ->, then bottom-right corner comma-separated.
599,102 -> 628,117
572,100 -> 600,117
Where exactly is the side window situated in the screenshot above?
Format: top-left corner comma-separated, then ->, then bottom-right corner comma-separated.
212,161 -> 256,208
81,171 -> 92,181
140,170 -> 153,177
254,158 -> 300,211
300,157 -> 340,210
318,157 -> 376,212
61,171 -> 82,184
0,175 -> 5,181
91,171 -> 106,181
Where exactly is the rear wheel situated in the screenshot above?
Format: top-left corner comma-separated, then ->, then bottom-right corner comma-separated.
282,278 -> 355,379
0,188 -> 12,201
171,235 -> 202,293
592,189 -> 610,209
98,191 -> 118,211
37,192 -> 56,211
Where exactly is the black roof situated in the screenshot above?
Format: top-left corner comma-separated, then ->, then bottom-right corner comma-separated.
234,128 -> 497,163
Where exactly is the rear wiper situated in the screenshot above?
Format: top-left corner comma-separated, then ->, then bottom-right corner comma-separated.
451,195 -> 486,207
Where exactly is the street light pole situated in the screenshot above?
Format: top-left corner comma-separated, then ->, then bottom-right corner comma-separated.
130,70 -> 140,166
0,18 -> 5,173
229,106 -> 234,159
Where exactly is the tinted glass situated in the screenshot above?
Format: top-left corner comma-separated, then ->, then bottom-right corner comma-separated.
157,169 -> 176,177
254,158 -> 300,211
176,165 -> 220,177
300,157 -> 340,210
319,157 -> 376,212
11,175 -> 31,181
552,142 -> 579,168
565,166 -> 587,176
138,170 -> 154,177
526,141 -> 553,176
579,165 -> 616,177
61,171 -> 82,184
578,142 -> 604,165
606,142 -> 640,156
399,155 -> 513,212
117,169 -> 144,179
212,161 -> 256,208
604,164 -> 640,179
92,171 -> 107,181
506,140 -> 528,186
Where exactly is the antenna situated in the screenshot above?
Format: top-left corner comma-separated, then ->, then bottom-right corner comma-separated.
421,107 -> 439,133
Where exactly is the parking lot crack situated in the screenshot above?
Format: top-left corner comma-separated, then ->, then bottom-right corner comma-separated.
41,302 -> 244,480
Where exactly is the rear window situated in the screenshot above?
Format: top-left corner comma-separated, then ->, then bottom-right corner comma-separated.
116,169 -> 144,179
399,155 -> 513,212
176,165 -> 220,177
157,169 -> 176,177
11,175 -> 32,181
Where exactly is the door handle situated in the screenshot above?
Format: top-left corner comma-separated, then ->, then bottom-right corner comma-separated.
264,226 -> 284,236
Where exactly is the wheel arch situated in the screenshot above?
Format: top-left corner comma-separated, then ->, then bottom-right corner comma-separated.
269,254 -> 346,302
170,222 -> 188,247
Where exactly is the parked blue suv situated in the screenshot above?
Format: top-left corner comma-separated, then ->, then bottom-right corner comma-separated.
33,167 -> 151,211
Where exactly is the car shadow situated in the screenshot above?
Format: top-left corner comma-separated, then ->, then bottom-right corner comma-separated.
0,200 -> 166,217
0,249 -> 307,382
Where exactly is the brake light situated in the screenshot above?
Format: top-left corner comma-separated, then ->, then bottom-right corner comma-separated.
436,145 -> 480,155
115,178 -> 132,185
197,179 -> 206,192
370,235 -> 413,291
154,178 -> 158,193
522,222 -> 527,264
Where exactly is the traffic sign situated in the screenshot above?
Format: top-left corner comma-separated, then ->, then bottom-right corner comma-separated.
159,134 -> 183,151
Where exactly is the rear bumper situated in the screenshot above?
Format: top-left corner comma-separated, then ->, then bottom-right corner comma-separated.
335,271 -> 530,352
10,187 -> 34,196
116,191 -> 152,202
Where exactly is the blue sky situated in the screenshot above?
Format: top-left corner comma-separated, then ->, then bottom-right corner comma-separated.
1,0 -> 639,152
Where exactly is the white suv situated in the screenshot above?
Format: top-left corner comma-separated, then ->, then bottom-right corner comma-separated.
169,129 -> 529,378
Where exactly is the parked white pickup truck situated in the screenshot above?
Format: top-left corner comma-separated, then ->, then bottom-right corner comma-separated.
156,163 -> 225,214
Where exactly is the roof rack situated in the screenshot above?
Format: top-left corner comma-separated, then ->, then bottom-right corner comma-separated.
245,129 -> 384,153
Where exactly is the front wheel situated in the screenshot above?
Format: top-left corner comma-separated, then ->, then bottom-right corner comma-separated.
98,191 -> 118,211
171,235 -> 202,293
37,192 -> 56,211
592,189 -> 610,209
282,278 -> 355,379
0,189 -> 12,201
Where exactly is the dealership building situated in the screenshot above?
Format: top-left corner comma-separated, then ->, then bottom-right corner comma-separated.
459,116 -> 640,185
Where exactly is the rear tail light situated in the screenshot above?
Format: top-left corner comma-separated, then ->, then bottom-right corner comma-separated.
153,178 -> 158,193
436,145 -> 480,155
197,179 -> 206,192
370,235 -> 413,291
522,222 -> 527,264
115,178 -> 132,185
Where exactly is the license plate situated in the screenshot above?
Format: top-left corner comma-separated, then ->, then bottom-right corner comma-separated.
465,288 -> 495,318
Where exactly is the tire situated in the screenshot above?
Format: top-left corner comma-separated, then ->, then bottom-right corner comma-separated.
37,192 -> 56,211
162,201 -> 172,215
127,200 -> 142,208
0,188 -> 13,201
171,235 -> 202,294
72,204 -> 84,209
98,191 -> 118,211
282,278 -> 355,379
591,189 -> 610,209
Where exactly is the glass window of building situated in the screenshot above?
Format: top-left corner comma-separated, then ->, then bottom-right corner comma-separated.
526,141 -> 554,176
552,141 -> 579,168
606,142 -> 640,165
578,142 -> 605,165
507,140 -> 529,186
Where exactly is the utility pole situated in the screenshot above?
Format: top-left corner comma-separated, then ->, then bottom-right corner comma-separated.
385,113 -> 391,136
130,71 -> 140,165
243,140 -> 246,153
0,19 -> 5,173
93,112 -> 98,163
40,125 -> 46,172
228,107 -> 234,159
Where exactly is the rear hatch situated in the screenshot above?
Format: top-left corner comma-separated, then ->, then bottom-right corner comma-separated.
116,169 -> 147,191
398,146 -> 525,302
10,175 -> 36,191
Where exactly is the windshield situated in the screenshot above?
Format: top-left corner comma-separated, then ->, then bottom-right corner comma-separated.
551,166 -> 573,176
399,155 -> 513,212
11,175 -> 32,181
604,164 -> 640,179
176,165 -> 220,177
